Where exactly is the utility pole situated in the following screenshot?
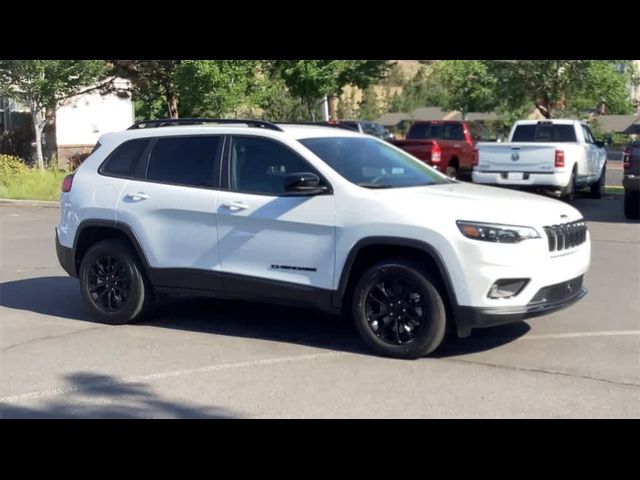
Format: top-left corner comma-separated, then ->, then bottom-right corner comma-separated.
321,96 -> 329,121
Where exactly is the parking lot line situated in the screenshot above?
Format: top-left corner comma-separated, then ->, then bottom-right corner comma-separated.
0,351 -> 346,404
519,330 -> 640,340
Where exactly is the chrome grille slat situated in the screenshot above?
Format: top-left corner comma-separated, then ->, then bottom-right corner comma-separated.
543,220 -> 587,252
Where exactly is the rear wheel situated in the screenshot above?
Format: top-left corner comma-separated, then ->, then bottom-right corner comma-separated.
624,191 -> 640,219
590,165 -> 606,199
79,239 -> 153,324
351,258 -> 447,359
445,166 -> 457,179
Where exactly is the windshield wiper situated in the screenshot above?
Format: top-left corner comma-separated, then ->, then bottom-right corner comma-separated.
356,183 -> 395,189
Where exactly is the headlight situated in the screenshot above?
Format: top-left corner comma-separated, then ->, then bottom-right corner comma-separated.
456,221 -> 540,243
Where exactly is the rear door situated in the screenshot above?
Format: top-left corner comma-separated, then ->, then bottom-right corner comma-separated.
115,135 -> 224,284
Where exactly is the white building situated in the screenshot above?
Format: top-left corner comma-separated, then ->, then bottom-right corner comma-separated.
54,77 -> 134,166
1,77 -> 134,166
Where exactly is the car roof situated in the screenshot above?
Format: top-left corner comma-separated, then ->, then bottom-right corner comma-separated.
98,123 -> 364,144
513,119 -> 585,125
411,120 -> 465,125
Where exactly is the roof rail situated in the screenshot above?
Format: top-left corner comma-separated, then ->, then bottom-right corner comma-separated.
276,121 -> 356,131
127,118 -> 284,132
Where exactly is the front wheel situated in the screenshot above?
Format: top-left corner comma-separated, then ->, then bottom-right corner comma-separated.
351,258 -> 447,359
79,239 -> 153,324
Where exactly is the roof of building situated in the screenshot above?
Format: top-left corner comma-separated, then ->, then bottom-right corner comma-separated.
591,114 -> 639,133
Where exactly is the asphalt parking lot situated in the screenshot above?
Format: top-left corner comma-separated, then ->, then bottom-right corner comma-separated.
1,190 -> 638,418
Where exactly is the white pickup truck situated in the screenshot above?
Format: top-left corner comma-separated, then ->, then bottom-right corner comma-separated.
473,119 -> 607,202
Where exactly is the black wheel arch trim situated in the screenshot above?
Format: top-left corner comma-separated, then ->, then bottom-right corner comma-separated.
332,236 -> 459,311
72,219 -> 152,276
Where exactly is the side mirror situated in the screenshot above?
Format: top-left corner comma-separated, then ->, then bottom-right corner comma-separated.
594,140 -> 605,148
283,172 -> 327,195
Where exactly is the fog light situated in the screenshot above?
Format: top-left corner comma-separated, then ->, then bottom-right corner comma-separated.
488,279 -> 529,299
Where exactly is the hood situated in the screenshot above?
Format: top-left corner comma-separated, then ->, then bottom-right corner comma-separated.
376,182 -> 583,227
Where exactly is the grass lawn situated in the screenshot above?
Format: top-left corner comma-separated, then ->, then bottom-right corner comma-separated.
0,168 -> 67,201
604,186 -> 624,196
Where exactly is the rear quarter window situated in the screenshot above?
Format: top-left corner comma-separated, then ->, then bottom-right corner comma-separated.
100,138 -> 150,178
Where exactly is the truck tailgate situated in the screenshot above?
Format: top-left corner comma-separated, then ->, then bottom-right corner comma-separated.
477,143 -> 557,173
393,139 -> 435,162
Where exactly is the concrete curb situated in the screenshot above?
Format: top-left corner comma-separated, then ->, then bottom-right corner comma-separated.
0,198 -> 59,207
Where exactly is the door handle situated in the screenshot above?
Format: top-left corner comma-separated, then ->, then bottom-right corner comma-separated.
222,201 -> 250,211
125,192 -> 150,201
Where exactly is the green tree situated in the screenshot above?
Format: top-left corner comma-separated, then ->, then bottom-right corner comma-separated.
388,65 -> 447,113
486,60 -> 635,119
0,60 -> 106,169
110,60 -> 180,119
568,61 -> 634,116
175,60 -> 262,118
271,60 -> 390,120
486,60 -> 590,119
358,87 -> 382,120
431,61 -> 498,119
256,71 -> 320,122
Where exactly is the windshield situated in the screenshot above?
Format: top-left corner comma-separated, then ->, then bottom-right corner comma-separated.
299,136 -> 451,188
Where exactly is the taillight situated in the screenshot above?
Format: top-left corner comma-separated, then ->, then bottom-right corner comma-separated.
555,149 -> 565,168
431,141 -> 442,163
62,174 -> 74,193
472,148 -> 479,167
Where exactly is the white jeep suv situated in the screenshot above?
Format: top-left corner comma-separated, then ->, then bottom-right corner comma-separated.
56,118 -> 591,359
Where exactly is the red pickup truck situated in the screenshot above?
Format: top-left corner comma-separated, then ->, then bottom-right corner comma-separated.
393,121 -> 478,180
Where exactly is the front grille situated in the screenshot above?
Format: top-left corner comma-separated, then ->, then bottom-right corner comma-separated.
530,275 -> 583,305
543,220 -> 587,252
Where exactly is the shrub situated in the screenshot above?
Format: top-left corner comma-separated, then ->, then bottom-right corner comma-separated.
69,152 -> 91,170
0,154 -> 29,179
0,129 -> 34,162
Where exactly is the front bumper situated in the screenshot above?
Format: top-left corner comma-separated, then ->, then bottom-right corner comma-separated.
55,229 -> 76,277
455,276 -> 587,337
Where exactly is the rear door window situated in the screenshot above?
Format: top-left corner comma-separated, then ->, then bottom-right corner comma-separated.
146,136 -> 221,188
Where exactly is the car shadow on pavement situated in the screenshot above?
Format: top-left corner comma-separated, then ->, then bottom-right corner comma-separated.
0,372 -> 236,418
435,322 -> 531,357
2,276 -> 531,358
574,196 -> 638,224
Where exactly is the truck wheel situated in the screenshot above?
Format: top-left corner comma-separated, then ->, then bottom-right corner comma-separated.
562,170 -> 576,204
624,191 -> 640,219
445,166 -> 457,179
351,258 -> 447,359
590,165 -> 606,199
79,239 -> 154,325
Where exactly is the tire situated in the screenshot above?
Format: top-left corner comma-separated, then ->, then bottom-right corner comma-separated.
590,165 -> 606,199
561,170 -> 576,203
624,191 -> 640,219
79,238 -> 153,325
351,258 -> 447,359
445,166 -> 457,179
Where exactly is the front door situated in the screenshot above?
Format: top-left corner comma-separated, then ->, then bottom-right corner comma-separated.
216,135 -> 336,297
